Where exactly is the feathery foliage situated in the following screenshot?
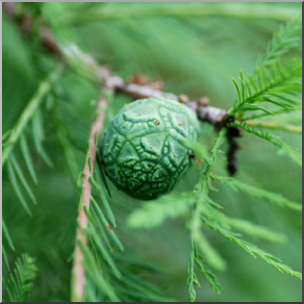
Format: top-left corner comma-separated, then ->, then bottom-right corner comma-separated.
126,17 -> 303,297
75,178 -> 173,302
3,254 -> 37,302
3,2 -> 302,303
3,64 -> 63,215
257,18 -> 302,68
231,121 -> 302,166
211,175 -> 302,211
230,18 -> 302,120
230,62 -> 302,118
203,218 -> 302,280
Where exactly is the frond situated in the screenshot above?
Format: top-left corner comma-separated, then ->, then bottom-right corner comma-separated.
257,18 -> 302,68
2,64 -> 63,167
73,162 -> 170,302
231,61 -> 302,117
2,64 -> 64,214
3,220 -> 15,251
202,218 -> 302,280
188,244 -> 221,303
4,254 -> 37,302
230,17 -> 302,120
212,175 -> 302,211
2,220 -> 15,270
187,129 -> 226,301
194,251 -> 222,294
231,121 -> 302,166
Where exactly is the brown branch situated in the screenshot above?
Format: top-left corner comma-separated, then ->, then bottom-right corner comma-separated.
104,74 -> 228,125
71,94 -> 109,302
3,2 -> 63,59
3,2 -> 227,126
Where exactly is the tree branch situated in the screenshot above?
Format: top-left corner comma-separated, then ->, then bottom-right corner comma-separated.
71,93 -> 109,302
3,2 -> 227,126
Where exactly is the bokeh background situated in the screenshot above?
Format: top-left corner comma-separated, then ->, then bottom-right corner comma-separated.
2,2 -> 302,302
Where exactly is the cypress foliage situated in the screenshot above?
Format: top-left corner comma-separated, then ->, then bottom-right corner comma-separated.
2,3 -> 302,302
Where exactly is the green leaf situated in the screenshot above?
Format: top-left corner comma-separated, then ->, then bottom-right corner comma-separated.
89,175 -> 116,227
90,197 -> 124,251
3,219 -> 15,251
231,77 -> 241,105
237,104 -> 274,116
7,161 -> 32,216
3,245 -> 9,270
77,240 -> 120,302
86,223 -> 122,279
10,154 -> 37,205
32,109 -> 53,167
20,134 -> 38,184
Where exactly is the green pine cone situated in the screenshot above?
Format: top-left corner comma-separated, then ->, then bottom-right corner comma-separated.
100,97 -> 200,200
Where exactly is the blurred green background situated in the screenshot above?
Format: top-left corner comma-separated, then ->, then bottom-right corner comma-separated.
2,2 -> 302,302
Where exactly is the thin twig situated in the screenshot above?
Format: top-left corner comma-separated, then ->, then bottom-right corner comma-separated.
71,94 -> 109,302
3,2 -> 227,126
62,45 -> 228,125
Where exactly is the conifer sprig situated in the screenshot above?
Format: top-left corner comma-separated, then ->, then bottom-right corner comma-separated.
2,64 -> 63,216
2,64 -> 63,167
231,62 -> 302,117
3,254 -> 37,302
231,121 -> 302,166
188,129 -> 226,301
211,174 -> 302,211
257,18 -> 302,69
3,3 -> 302,302
203,218 -> 302,280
